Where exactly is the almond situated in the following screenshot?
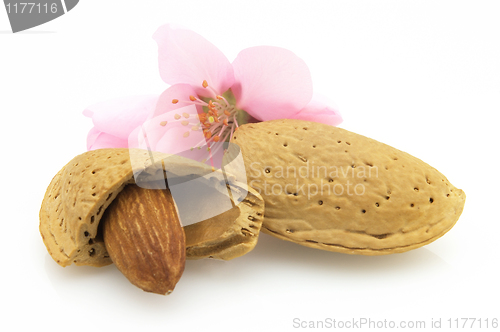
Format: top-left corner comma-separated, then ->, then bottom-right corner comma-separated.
232,119 -> 465,255
40,148 -> 265,267
102,184 -> 185,295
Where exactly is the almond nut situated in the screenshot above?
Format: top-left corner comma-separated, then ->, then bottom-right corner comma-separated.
102,184 -> 185,295
40,148 -> 265,268
233,119 -> 465,255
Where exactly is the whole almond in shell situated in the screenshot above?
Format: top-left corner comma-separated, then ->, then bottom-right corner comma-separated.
232,119 -> 465,255
102,184 -> 185,295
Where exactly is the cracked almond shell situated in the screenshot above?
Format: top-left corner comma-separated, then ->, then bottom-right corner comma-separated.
184,183 -> 264,260
232,119 -> 465,255
39,148 -> 264,267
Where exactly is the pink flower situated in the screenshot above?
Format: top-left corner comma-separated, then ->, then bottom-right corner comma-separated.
83,95 -> 158,150
132,24 -> 342,155
85,24 -> 342,153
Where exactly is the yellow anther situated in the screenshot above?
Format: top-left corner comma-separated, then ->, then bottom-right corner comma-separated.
202,80 -> 208,88
172,99 -> 179,104
174,114 -> 181,120
160,121 -> 168,126
208,116 -> 215,123
183,112 -> 190,118
183,131 -> 190,138
181,120 -> 189,126
189,95 -> 197,102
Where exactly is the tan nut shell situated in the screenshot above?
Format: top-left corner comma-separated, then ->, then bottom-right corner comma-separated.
39,148 -> 264,267
184,184 -> 264,260
232,119 -> 465,255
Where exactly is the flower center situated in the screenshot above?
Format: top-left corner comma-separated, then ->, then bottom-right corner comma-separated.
171,80 -> 247,145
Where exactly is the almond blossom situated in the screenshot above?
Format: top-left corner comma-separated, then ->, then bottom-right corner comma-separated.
85,24 -> 342,157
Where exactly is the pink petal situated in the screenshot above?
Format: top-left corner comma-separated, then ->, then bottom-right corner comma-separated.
153,24 -> 234,97
87,127 -> 128,151
154,125 -> 206,155
129,103 -> 231,169
129,105 -> 205,155
231,46 -> 313,121
85,95 -> 158,140
151,84 -> 202,119
289,94 -> 343,126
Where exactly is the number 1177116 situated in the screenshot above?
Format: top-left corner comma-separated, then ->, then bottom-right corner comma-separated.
447,318 -> 498,329
6,2 -> 58,14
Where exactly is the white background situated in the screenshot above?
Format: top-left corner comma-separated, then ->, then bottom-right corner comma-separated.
1,1 -> 499,331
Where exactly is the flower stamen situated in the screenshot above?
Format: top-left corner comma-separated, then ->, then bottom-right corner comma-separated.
166,79 -> 243,163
